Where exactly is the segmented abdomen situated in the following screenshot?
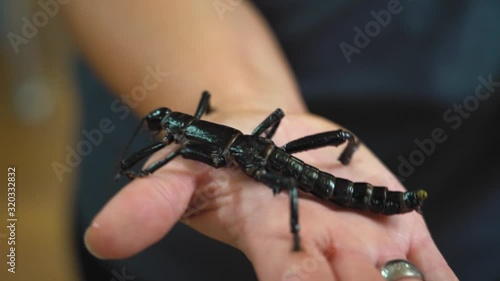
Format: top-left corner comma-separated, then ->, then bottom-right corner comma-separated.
268,149 -> 412,215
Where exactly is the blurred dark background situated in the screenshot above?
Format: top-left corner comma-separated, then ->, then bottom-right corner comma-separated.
1,0 -> 499,281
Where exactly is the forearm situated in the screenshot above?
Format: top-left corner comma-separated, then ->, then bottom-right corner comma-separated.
62,0 -> 306,116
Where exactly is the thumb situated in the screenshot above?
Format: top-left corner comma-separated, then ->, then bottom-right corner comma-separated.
84,168 -> 196,259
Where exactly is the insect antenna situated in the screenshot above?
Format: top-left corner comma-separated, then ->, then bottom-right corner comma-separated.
114,117 -> 146,181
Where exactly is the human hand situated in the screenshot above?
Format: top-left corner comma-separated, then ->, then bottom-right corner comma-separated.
84,110 -> 458,281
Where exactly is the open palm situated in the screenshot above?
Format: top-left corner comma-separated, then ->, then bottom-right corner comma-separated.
84,110 -> 457,281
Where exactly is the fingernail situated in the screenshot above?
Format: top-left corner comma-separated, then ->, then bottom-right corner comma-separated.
84,226 -> 105,260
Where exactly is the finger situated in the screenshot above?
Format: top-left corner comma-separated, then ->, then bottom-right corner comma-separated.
247,238 -> 335,281
332,251 -> 386,281
84,167 -> 196,259
407,237 -> 458,281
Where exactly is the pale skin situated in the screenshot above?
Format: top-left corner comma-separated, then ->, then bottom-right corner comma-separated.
62,0 -> 458,280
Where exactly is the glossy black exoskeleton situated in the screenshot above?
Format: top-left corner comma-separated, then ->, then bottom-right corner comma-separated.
117,91 -> 427,251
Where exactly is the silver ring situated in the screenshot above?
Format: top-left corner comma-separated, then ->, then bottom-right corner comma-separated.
381,259 -> 425,281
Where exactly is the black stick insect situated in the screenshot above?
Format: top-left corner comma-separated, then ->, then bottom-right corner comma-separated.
116,91 -> 428,251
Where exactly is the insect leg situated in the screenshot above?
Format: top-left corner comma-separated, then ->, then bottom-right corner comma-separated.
122,149 -> 182,179
123,143 -> 227,180
194,91 -> 212,119
282,130 -> 359,165
255,170 -> 301,251
252,108 -> 285,138
117,142 -> 166,179
289,183 -> 300,251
